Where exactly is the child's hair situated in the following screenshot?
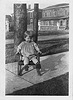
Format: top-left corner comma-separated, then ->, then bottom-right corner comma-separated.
24,31 -> 33,39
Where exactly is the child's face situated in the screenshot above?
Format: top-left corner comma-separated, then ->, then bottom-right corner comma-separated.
25,36 -> 31,42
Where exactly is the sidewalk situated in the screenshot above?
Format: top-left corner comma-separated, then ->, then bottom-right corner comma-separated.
5,52 -> 69,94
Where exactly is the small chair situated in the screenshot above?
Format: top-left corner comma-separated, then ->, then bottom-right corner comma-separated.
17,52 -> 40,76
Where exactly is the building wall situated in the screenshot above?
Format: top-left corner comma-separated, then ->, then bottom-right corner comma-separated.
5,4 -> 69,32
27,9 -> 42,31
42,7 -> 69,18
5,20 -> 9,32
39,4 -> 69,31
5,15 -> 14,32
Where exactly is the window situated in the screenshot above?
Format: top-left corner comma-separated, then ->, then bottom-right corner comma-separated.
42,11 -> 45,17
40,21 -> 43,25
30,19 -> 33,23
30,12 -> 33,18
60,20 -> 63,26
45,21 -> 49,25
66,19 -> 69,29
51,20 -> 54,26
45,12 -> 47,17
43,21 -> 45,25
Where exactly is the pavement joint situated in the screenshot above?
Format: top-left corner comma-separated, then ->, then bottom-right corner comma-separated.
5,52 -> 69,94
6,68 -> 34,85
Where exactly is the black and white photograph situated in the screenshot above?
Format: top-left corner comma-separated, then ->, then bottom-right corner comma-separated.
1,0 -> 71,97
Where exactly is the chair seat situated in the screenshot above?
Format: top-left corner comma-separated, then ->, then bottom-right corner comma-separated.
18,60 -> 35,65
18,60 -> 24,65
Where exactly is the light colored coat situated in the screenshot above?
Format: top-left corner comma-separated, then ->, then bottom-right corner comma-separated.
17,41 -> 40,58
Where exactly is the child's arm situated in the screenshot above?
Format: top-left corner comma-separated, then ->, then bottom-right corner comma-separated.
33,42 -> 42,54
16,42 -> 24,54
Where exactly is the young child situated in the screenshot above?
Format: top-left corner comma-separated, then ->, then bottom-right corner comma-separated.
17,31 -> 42,76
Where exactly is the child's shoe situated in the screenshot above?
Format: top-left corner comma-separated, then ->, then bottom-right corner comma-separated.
24,65 -> 29,71
36,69 -> 41,76
18,72 -> 22,76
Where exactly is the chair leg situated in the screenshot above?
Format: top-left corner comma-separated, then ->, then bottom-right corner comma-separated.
18,64 -> 22,76
24,65 -> 29,71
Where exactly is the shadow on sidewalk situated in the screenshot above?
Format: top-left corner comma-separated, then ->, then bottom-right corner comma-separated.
6,72 -> 69,96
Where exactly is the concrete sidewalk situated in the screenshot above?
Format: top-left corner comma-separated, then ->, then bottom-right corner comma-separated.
5,52 -> 69,94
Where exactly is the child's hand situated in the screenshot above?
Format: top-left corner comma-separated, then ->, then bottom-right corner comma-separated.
16,49 -> 21,55
39,51 -> 42,55
16,51 -> 19,55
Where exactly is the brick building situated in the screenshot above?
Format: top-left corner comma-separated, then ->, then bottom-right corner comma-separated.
5,15 -> 14,32
5,15 -> 12,32
5,3 -> 69,32
27,5 -> 42,31
39,3 -> 69,31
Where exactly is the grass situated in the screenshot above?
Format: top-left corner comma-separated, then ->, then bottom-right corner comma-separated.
38,30 -> 69,36
5,30 -> 69,39
5,37 -> 69,63
5,30 -> 69,64
38,38 -> 69,56
6,32 -> 14,39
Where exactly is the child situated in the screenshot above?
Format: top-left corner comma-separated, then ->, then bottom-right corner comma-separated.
16,31 -> 42,76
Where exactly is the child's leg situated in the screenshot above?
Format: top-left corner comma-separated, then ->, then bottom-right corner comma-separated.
18,57 -> 29,75
35,62 -> 41,76
31,57 -> 41,76
23,57 -> 29,71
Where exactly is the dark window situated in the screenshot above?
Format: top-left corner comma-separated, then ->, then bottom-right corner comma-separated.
60,20 -> 63,26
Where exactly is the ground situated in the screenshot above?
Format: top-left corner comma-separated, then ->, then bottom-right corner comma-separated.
5,30 -> 69,95
5,52 -> 69,95
8,72 -> 69,95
